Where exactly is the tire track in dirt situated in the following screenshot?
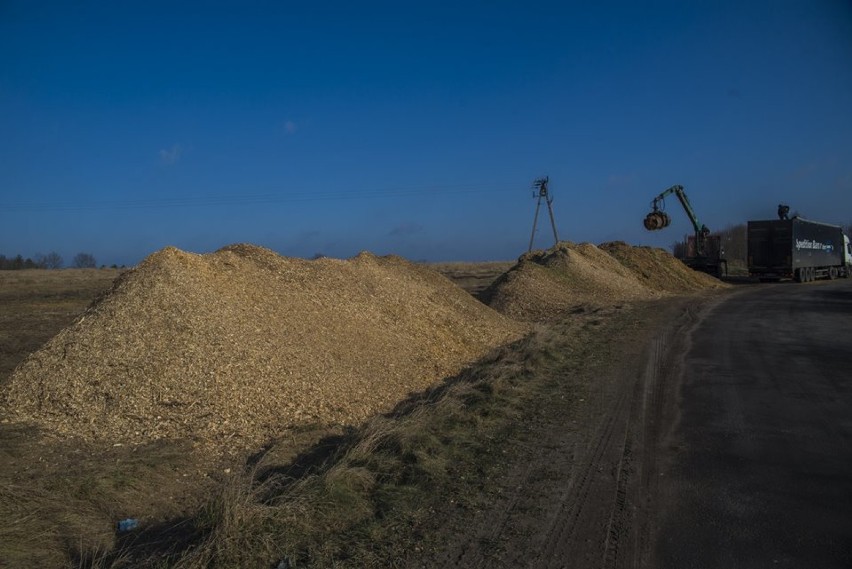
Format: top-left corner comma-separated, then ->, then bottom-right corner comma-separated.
448,459 -> 539,569
534,382 -> 633,568
531,318 -> 684,569
601,333 -> 668,569
415,297 -> 721,569
600,304 -> 712,569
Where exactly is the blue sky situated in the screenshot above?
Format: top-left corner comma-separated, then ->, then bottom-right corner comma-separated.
2,1 -> 851,266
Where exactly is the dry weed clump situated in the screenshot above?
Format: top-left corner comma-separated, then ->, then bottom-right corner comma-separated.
1,244 -> 526,449
599,241 -> 727,293
481,242 -> 661,321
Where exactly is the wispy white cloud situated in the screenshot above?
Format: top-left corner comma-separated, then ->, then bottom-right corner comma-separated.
159,144 -> 183,165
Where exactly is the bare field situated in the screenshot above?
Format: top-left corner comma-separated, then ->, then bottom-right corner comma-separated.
428,260 -> 514,297
0,269 -> 123,382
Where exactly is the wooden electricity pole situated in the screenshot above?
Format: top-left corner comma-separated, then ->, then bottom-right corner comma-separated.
528,176 -> 559,252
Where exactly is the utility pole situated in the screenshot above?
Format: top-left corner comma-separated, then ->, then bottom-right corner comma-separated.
528,176 -> 559,252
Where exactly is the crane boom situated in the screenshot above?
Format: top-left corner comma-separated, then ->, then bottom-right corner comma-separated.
642,184 -> 725,276
645,185 -> 710,257
647,185 -> 709,236
670,186 -> 706,236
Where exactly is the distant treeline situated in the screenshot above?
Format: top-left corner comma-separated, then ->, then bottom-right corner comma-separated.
0,252 -> 107,270
0,255 -> 43,270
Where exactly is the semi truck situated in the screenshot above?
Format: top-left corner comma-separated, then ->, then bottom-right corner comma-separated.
747,216 -> 851,282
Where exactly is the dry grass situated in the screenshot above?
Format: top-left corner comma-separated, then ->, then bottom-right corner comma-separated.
172,316 -> 591,568
0,422 -> 208,568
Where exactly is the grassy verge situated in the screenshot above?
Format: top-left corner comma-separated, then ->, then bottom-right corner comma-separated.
170,307 -> 626,568
0,426 -> 209,568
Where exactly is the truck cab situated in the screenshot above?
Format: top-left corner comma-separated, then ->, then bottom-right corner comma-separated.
845,234 -> 852,276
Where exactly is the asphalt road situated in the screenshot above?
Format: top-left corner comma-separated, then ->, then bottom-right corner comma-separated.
651,280 -> 852,568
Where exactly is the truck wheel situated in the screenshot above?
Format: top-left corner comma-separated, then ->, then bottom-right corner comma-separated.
829,267 -> 837,280
795,268 -> 805,283
808,267 -> 815,282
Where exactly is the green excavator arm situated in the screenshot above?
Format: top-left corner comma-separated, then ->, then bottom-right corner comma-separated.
643,184 -> 711,255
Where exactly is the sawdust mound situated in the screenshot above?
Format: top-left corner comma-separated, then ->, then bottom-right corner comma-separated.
599,241 -> 727,293
482,242 -> 661,322
1,244 -> 526,447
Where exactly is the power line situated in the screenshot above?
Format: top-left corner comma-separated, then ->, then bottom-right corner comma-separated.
2,184 -> 518,212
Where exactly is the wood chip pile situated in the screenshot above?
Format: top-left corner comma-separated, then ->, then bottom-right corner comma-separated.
1,244 -> 526,448
481,242 -> 660,321
482,241 -> 725,321
599,241 -> 728,293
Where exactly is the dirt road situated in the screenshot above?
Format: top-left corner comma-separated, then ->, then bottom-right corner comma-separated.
411,295 -> 711,568
415,279 -> 852,569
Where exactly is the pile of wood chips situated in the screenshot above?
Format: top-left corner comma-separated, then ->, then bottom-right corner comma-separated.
483,241 -> 725,321
599,241 -> 728,293
1,244 -> 526,449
